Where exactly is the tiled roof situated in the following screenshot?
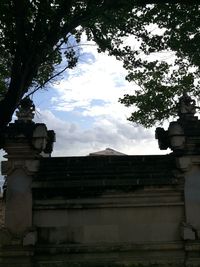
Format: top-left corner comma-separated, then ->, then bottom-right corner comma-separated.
33,155 -> 178,198
89,147 -> 126,156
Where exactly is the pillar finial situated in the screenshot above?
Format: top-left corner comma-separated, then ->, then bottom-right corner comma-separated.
177,92 -> 196,119
16,98 -> 35,122
156,94 -> 200,154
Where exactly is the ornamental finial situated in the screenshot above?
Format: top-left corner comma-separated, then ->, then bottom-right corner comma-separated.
177,92 -> 196,119
16,98 -> 35,122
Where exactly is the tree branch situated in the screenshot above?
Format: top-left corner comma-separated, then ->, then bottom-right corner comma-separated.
24,62 -> 76,99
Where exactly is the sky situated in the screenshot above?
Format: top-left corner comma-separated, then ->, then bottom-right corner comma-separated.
31,37 -> 170,157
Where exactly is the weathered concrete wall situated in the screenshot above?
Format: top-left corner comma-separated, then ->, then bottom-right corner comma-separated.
5,169 -> 32,235
34,187 -> 184,245
185,165 -> 200,232
0,195 -> 5,228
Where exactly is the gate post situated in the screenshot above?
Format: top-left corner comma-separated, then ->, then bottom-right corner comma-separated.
1,98 -> 55,241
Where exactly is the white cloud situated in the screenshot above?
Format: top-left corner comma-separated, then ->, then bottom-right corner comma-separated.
51,42 -> 134,120
34,38 -> 170,156
36,109 -> 166,156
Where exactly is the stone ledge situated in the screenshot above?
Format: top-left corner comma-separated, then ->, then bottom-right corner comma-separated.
35,241 -> 184,253
33,189 -> 184,209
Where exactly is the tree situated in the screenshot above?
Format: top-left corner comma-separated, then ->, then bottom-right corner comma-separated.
0,1 -> 116,128
0,0 -> 156,131
118,3 -> 200,127
0,1 -> 198,132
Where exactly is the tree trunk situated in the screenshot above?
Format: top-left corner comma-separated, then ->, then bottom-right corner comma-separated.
0,83 -> 23,131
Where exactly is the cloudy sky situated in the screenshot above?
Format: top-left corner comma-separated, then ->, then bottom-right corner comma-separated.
31,37 -> 170,157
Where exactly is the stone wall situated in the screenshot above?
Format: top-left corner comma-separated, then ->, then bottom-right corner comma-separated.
0,195 -> 5,228
1,95 -> 200,267
32,185 -> 185,267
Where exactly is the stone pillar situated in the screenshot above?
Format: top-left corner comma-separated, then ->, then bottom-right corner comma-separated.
1,98 -> 55,238
156,93 -> 200,240
2,158 -> 39,236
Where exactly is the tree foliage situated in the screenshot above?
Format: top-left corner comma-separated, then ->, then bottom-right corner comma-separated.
118,4 -> 200,127
0,1 -> 199,130
0,0 -> 136,129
